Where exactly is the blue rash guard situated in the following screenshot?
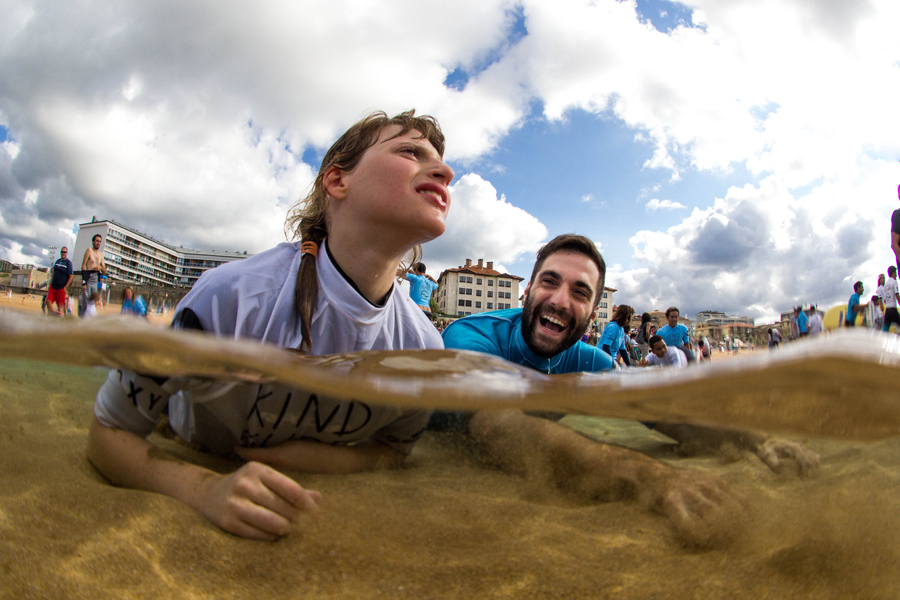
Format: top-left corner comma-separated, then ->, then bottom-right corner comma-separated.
441,308 -> 616,375
656,323 -> 690,348
846,293 -> 860,325
405,273 -> 438,309
429,309 -> 615,431
598,321 -> 625,358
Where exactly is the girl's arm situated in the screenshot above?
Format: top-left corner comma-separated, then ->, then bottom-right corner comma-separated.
87,416 -> 321,541
236,439 -> 407,474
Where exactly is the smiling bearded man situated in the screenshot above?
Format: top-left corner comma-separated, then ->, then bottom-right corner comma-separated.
430,233 -> 818,547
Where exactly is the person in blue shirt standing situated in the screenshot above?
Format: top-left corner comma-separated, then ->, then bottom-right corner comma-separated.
598,304 -> 634,366
845,281 -> 864,327
793,306 -> 809,337
401,262 -> 438,319
656,306 -> 695,362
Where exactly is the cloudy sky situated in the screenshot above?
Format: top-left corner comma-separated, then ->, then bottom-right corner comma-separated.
1,0 -> 898,322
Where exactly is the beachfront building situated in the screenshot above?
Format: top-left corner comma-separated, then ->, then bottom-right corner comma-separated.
73,218 -> 250,288
9,266 -> 49,293
436,259 -> 524,317
592,287 -> 617,331
695,311 -> 755,345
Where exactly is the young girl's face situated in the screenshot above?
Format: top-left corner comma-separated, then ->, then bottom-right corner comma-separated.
327,125 -> 454,244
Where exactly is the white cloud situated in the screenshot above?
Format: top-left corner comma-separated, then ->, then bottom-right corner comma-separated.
608,158 -> 899,321
646,198 -> 686,211
423,173 -> 548,275
582,193 -> 593,202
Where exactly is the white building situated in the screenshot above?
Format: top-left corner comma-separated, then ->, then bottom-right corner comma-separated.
73,219 -> 250,288
436,259 -> 524,317
592,287 -> 617,330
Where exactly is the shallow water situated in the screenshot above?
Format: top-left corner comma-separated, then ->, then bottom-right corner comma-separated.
2,310 -> 900,598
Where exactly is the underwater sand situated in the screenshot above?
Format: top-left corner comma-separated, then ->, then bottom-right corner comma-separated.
2,358 -> 900,599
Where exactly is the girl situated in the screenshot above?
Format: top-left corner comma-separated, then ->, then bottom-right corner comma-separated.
598,304 -> 634,366
635,311 -> 653,359
87,110 -> 454,541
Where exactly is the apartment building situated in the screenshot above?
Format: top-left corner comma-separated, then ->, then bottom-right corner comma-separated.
73,219 -> 250,288
436,258 -> 524,317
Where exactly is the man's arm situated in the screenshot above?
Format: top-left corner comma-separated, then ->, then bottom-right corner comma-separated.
82,248 -> 91,271
652,423 -> 819,477
99,252 -> 107,274
467,410 -> 746,547
87,417 -> 322,541
892,231 -> 900,263
65,261 -> 74,289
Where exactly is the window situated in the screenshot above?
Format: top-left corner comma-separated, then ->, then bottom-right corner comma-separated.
465,288 -> 472,295
458,311 -> 464,316
458,299 -> 465,307
599,312 -> 607,318
466,276 -> 473,283
476,278 -> 482,285
488,280 -> 493,286
487,291 -> 493,298
603,292 -> 608,298
475,301 -> 481,308
465,300 -> 472,307
487,302 -> 493,309
599,302 -> 607,308
476,289 -> 482,296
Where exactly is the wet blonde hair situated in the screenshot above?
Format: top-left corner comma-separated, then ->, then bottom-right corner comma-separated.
284,109 -> 446,352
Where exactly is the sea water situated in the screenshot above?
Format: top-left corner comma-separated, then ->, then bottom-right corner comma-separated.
1,309 -> 899,599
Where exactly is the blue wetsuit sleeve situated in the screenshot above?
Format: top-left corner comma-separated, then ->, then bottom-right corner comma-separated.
442,319 -> 502,356
618,347 -> 631,367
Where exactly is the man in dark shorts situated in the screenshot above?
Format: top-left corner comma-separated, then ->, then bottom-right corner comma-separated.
891,184 -> 900,272
882,266 -> 900,333
48,247 -> 74,316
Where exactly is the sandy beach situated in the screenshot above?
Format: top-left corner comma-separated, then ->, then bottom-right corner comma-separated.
1,292 -> 898,599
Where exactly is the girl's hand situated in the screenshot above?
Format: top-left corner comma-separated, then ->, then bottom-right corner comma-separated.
199,461 -> 322,541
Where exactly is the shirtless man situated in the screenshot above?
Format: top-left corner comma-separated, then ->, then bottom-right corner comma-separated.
82,234 -> 107,295
436,234 -> 818,546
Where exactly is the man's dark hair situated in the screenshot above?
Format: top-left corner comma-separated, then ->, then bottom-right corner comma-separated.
854,281 -> 864,292
649,334 -> 664,348
889,266 -> 897,278
665,306 -> 679,318
92,234 -> 101,242
529,234 -> 606,307
415,263 -> 427,274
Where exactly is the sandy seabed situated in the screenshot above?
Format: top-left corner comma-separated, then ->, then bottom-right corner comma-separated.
2,295 -> 900,599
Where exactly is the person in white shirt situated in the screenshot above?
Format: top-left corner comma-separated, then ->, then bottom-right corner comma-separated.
806,306 -> 824,335
87,110 -> 455,541
638,335 -> 687,368
882,266 -> 900,333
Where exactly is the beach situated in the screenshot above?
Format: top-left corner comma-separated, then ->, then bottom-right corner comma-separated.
1,294 -> 899,598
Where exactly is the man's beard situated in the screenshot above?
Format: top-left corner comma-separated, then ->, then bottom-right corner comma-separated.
520,295 -> 592,359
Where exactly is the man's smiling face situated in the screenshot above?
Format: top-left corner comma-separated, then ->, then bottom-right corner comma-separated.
521,250 -> 599,359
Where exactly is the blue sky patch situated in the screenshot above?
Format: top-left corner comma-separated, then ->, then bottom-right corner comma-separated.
634,0 -> 701,33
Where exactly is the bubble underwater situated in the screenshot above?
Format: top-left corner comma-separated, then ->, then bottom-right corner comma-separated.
2,309 -> 900,599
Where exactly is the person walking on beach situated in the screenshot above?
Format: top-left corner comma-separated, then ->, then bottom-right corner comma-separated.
47,247 -> 74,317
891,184 -> 900,272
845,281 -> 864,327
400,262 -> 438,319
434,234 -> 818,547
794,306 -> 809,338
807,306 -> 823,336
88,109 -> 454,541
635,312 -> 653,359
81,234 -> 107,295
599,304 -> 634,366
882,266 -> 900,333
